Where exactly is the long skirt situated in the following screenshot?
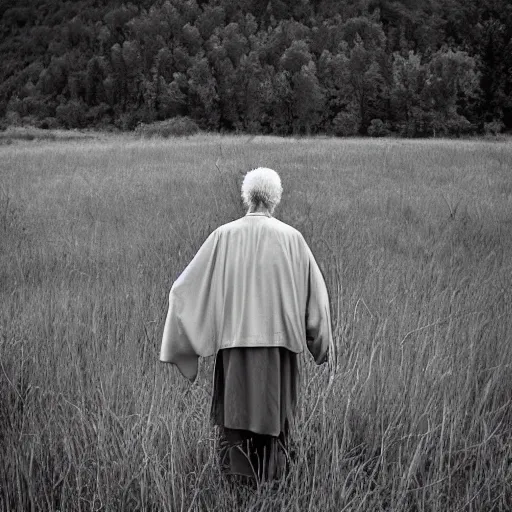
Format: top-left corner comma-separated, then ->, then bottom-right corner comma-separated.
210,347 -> 298,482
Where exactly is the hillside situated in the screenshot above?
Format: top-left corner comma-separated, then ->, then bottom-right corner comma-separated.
1,0 -> 511,135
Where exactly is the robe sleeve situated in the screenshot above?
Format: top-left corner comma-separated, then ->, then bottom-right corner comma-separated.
160,231 -> 219,382
303,241 -> 334,365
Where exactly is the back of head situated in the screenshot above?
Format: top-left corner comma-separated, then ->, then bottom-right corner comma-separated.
241,167 -> 282,214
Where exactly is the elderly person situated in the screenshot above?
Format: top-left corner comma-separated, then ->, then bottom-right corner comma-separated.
160,167 -> 334,483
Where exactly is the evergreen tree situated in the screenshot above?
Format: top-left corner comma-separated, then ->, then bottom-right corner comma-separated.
0,0 -> 509,134
390,50 -> 424,135
345,34 -> 387,133
270,69 -> 293,134
292,61 -> 324,134
85,56 -> 106,106
187,56 -> 220,128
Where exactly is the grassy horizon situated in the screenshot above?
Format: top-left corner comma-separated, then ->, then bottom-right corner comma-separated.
1,134 -> 511,511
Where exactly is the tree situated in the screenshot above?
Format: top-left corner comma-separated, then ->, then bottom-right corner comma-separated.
196,5 -> 226,39
421,48 -> 479,136
110,43 -> 128,110
165,73 -> 189,118
154,47 -> 174,83
180,0 -> 202,25
56,99 -> 87,128
277,39 -> 324,133
341,14 -> 386,51
36,57 -> 68,96
477,18 -> 512,126
220,23 -> 248,66
160,1 -> 184,38
187,56 -> 220,129
154,75 -> 187,119
173,45 -> 193,74
141,74 -> 157,122
103,74 -> 116,108
317,49 -> 349,131
126,10 -> 168,72
346,35 -> 387,133
103,5 -> 138,43
234,51 -> 269,132
85,57 -> 106,106
182,23 -> 203,56
292,61 -> 325,134
215,56 -> 239,129
263,21 -> 290,68
390,50 -> 424,135
269,69 -> 293,134
122,40 -> 144,108
279,40 -> 312,74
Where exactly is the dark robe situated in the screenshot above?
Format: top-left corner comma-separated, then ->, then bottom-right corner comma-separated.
210,347 -> 299,481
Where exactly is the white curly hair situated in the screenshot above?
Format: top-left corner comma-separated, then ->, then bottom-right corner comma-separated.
241,167 -> 283,213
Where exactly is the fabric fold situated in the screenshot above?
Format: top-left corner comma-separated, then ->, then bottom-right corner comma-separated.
160,215 -> 334,381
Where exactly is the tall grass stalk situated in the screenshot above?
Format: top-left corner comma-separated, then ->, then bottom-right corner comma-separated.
1,135 -> 511,511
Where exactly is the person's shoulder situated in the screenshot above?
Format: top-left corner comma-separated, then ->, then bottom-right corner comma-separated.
213,216 -> 306,243
268,217 -> 304,239
214,217 -> 246,234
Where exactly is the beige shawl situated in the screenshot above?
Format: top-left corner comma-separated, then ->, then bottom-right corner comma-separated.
160,214 -> 333,381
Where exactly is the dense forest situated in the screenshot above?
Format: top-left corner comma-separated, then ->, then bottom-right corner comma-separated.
1,0 -> 511,136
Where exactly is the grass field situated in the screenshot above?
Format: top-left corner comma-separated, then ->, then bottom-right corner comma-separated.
1,134 -> 511,511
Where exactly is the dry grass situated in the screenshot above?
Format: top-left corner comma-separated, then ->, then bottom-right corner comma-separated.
1,134 -> 511,511
0,127 -> 101,145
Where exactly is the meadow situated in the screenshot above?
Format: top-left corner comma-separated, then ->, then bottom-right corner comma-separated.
1,134 -> 511,511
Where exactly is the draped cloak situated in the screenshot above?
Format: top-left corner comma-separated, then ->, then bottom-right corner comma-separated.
160,213 -> 334,382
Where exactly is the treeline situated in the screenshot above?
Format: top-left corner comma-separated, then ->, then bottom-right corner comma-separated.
1,0 -> 511,136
